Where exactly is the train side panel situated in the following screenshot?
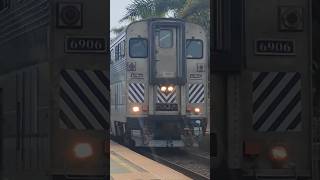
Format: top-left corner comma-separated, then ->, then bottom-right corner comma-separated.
51,61 -> 108,177
0,0 -> 108,179
110,34 -> 128,137
0,63 -> 51,180
0,63 -> 109,179
124,21 -> 150,146
0,0 -> 50,74
48,0 -> 108,177
185,22 -> 209,135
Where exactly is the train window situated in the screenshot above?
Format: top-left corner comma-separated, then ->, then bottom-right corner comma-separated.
186,39 -> 203,59
159,29 -> 173,48
0,0 -> 9,13
110,49 -> 115,64
129,38 -> 148,58
115,44 -> 120,61
120,41 -> 125,57
115,83 -> 118,110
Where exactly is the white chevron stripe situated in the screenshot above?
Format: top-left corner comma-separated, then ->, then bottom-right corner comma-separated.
194,85 -> 204,101
128,92 -> 136,103
135,84 -> 145,99
253,72 -> 278,102
157,92 -> 174,100
258,81 -> 301,131
129,88 -> 141,103
86,70 -> 110,101
129,83 -> 144,103
157,93 -> 166,103
60,99 -> 85,130
137,83 -> 145,93
61,77 -> 103,129
189,85 -> 202,101
67,71 -> 108,127
253,73 -> 295,124
133,83 -> 144,98
59,69 -> 110,129
276,101 -> 302,132
168,93 -> 176,103
252,72 -> 302,132
156,86 -> 176,103
166,91 -> 175,98
189,84 -> 204,103
191,87 -> 204,103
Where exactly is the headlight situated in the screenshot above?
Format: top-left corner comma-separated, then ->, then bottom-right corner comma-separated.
73,143 -> 93,159
132,106 -> 140,112
167,86 -> 174,92
270,145 -> 288,162
194,107 -> 201,113
160,86 -> 167,92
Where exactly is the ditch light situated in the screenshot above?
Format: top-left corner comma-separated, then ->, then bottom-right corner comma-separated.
132,106 -> 140,112
73,143 -> 93,159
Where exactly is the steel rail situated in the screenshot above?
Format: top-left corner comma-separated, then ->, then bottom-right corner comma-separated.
140,150 -> 210,180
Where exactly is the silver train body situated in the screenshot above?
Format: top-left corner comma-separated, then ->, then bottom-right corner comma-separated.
0,0 -> 108,179
110,18 -> 209,147
213,0 -> 314,179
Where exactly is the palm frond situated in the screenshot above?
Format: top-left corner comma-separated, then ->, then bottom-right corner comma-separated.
120,0 -> 188,22
111,26 -> 126,34
179,0 -> 209,19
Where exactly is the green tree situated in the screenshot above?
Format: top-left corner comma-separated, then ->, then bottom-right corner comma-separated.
117,0 -> 209,31
111,0 -> 209,38
111,26 -> 126,35
178,0 -> 210,30
119,0 -> 188,22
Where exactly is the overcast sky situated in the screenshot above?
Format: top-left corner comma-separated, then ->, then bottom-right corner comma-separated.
110,0 -> 132,39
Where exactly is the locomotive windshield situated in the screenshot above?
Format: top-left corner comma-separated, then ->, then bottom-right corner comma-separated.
186,39 -> 203,59
129,38 -> 148,58
159,29 -> 173,48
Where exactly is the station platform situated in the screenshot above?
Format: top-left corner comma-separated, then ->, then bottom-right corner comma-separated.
110,141 -> 191,180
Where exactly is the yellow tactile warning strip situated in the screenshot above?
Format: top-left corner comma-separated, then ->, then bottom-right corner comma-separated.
110,141 -> 192,180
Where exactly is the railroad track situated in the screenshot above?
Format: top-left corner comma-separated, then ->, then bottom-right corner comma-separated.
138,148 -> 210,180
184,148 -> 211,165
112,138 -> 211,179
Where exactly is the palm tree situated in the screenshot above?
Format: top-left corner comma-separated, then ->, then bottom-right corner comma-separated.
111,0 -> 210,38
111,26 -> 126,35
118,0 -> 209,30
178,0 -> 210,30
119,0 -> 188,22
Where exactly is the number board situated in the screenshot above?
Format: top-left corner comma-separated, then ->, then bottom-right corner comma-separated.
65,36 -> 106,53
156,103 -> 178,111
255,39 -> 295,56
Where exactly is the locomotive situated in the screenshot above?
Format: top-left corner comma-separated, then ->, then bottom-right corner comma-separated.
0,0 -> 108,179
110,18 -> 209,147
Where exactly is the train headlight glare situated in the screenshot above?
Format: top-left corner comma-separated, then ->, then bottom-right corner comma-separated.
270,146 -> 288,162
160,86 -> 167,92
168,86 -> 174,92
132,106 -> 140,112
194,107 -> 201,113
73,143 -> 93,159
